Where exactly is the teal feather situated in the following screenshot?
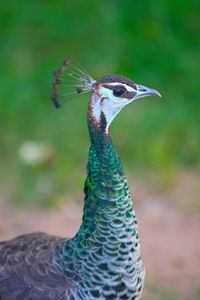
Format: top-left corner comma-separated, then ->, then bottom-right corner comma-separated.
58,112 -> 145,299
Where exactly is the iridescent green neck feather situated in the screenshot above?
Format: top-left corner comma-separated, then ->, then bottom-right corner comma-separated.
56,103 -> 145,299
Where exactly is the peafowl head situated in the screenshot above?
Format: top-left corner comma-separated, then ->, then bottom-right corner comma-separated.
52,56 -> 161,131
89,74 -> 161,131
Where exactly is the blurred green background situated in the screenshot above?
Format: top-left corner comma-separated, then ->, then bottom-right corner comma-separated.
1,0 -> 199,206
0,0 -> 200,298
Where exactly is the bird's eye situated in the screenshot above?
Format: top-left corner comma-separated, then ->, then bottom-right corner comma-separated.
113,86 -> 126,97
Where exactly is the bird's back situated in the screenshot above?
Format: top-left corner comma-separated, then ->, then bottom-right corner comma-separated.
0,232 -> 76,300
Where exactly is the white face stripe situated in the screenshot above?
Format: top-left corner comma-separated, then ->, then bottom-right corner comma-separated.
104,82 -> 136,92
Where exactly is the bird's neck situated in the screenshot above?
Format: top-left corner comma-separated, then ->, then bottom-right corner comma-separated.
58,97 -> 142,292
80,109 -> 126,233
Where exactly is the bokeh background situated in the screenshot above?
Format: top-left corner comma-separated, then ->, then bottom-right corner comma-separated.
0,0 -> 200,299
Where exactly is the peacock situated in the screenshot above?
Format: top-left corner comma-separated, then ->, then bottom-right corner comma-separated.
0,56 -> 161,300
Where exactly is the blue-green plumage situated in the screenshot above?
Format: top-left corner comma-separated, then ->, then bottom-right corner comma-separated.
58,111 -> 145,299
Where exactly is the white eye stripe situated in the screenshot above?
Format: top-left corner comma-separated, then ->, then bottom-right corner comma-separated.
107,82 -> 135,92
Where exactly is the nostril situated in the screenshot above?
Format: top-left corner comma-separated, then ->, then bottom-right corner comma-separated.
139,88 -> 147,92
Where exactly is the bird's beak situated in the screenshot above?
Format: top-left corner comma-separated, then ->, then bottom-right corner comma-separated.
134,84 -> 161,99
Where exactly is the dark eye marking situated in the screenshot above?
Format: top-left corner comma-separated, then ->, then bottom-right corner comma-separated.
113,86 -> 126,97
102,84 -> 132,98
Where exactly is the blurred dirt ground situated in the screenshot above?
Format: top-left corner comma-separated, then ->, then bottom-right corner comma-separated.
0,170 -> 200,300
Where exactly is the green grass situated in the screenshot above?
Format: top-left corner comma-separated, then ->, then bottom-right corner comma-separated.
0,0 -> 200,205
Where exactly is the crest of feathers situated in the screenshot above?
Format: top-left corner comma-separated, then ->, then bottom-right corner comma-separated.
51,55 -> 96,108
